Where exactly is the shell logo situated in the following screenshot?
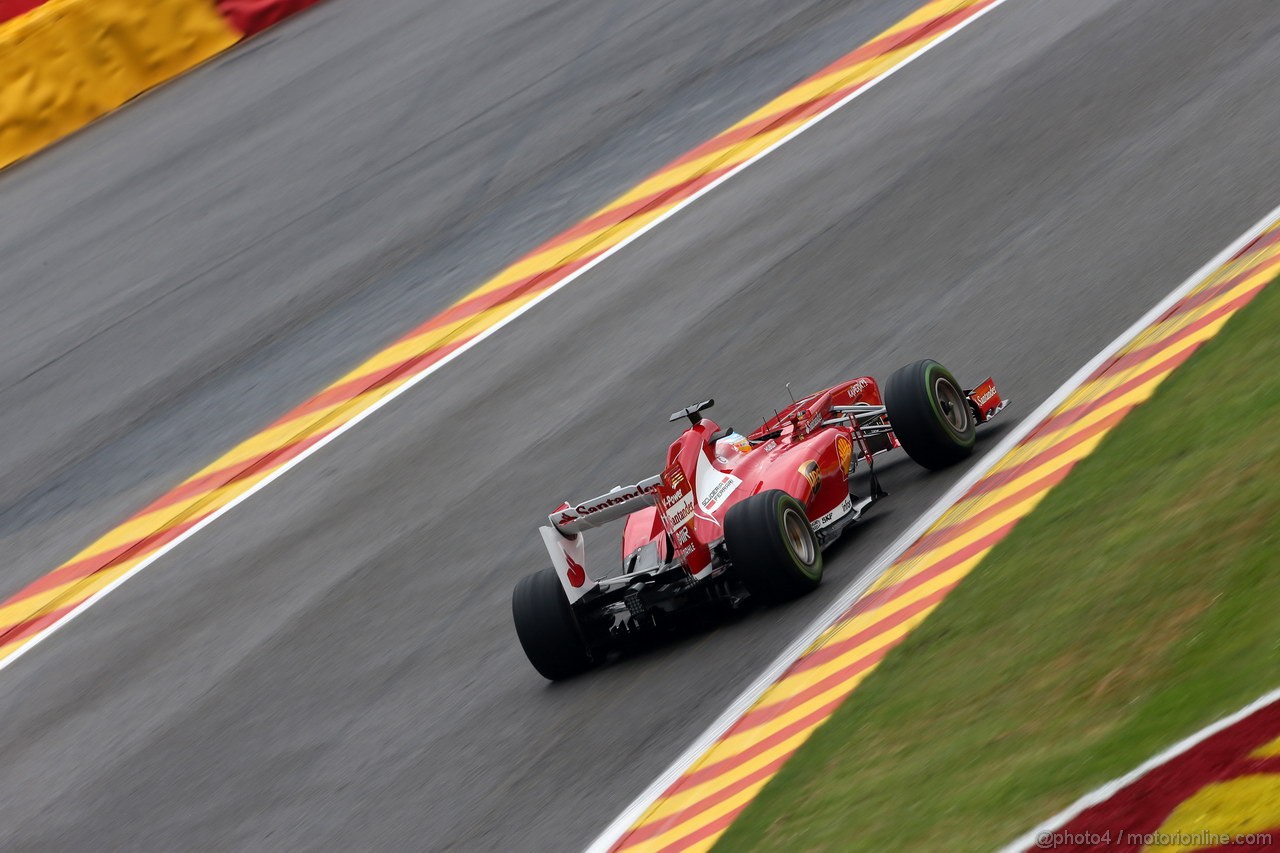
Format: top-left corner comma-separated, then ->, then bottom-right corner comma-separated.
836,435 -> 854,474
798,460 -> 821,500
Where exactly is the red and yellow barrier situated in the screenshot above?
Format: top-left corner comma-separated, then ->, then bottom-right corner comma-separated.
0,0 -> 322,171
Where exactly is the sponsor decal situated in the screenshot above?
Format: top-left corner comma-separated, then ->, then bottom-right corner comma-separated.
836,435 -> 854,474
659,460 -> 698,540
538,526 -> 593,604
700,475 -> 738,512
798,460 -> 821,500
969,379 -> 1004,423
694,451 -> 742,514
565,553 -> 586,588
814,495 -> 854,528
574,486 -> 648,515
846,377 -> 872,399
661,491 -> 695,531
553,479 -> 663,529
764,439 -> 778,452
656,455 -> 722,579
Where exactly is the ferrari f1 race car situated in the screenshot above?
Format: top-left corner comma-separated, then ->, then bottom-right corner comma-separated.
512,359 -> 1007,680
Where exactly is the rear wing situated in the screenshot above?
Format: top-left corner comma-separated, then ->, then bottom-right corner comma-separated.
548,475 -> 662,536
542,475 -> 662,604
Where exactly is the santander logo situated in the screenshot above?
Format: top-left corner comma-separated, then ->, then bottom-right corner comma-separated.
565,554 -> 586,588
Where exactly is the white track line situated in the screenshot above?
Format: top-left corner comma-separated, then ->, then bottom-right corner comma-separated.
1000,687 -> 1280,852
1,1 -> 1014,672
583,200 -> 1280,852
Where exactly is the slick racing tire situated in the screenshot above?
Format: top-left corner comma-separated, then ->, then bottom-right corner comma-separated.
512,568 -> 594,681
725,490 -> 823,604
883,359 -> 976,471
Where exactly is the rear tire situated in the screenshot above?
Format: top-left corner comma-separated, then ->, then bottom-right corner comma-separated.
512,568 -> 594,681
883,359 -> 976,470
725,490 -> 823,604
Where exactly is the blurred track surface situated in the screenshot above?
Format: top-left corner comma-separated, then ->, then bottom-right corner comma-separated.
1,0 -> 1279,850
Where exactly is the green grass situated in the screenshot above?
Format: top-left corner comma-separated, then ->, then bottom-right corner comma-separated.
715,278 -> 1280,852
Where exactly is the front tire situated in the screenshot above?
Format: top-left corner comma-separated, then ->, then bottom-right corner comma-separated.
512,568 -> 594,681
725,490 -> 824,604
883,359 -> 976,470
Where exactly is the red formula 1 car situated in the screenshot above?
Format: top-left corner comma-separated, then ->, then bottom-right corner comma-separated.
512,359 -> 1007,680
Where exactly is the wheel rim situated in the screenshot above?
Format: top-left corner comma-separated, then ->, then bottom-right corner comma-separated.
934,376 -> 970,433
782,507 -> 816,565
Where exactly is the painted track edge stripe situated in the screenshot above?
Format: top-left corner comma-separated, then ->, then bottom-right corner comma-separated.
583,196 -> 1280,852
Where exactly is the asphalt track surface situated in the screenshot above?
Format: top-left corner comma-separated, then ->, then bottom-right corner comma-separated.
2,0 -> 1279,850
